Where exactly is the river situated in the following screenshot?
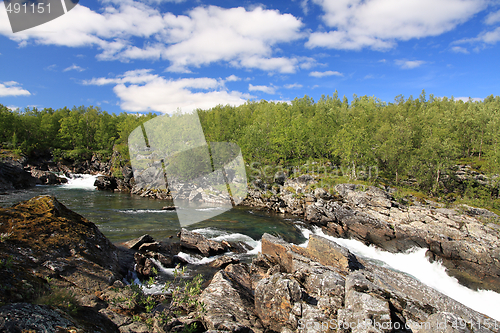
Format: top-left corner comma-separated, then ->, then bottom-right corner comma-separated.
1,174 -> 500,321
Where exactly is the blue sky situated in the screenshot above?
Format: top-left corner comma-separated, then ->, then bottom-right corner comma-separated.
1,0 -> 500,114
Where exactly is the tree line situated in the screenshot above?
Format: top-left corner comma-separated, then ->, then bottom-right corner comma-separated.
197,91 -> 500,200
0,104 -> 156,161
1,90 -> 499,207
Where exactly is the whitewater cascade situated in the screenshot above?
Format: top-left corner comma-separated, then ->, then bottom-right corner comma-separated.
60,174 -> 99,190
297,226 -> 500,321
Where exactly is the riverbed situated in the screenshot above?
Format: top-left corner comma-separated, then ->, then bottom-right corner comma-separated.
2,174 -> 500,321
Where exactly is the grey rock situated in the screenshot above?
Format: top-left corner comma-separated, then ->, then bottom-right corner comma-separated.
119,321 -> 150,333
254,273 -> 302,332
94,175 -> 118,191
121,234 -> 155,250
180,228 -> 225,256
200,268 -> 262,332
0,159 -> 36,190
99,308 -> 132,328
304,184 -> 500,292
209,255 -> 240,269
0,303 -> 78,332
274,172 -> 287,186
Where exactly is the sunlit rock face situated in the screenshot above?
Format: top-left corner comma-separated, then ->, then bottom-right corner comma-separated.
0,195 -> 122,305
200,233 -> 500,333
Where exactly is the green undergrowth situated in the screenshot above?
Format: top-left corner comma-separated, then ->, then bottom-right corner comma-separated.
35,288 -> 80,316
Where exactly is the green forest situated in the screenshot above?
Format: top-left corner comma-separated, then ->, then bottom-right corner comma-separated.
1,90 -> 499,213
197,91 -> 500,212
0,104 -> 156,162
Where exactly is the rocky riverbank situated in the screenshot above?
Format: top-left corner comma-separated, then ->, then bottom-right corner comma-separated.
0,195 -> 123,332
0,196 -> 250,332
200,233 -> 500,332
0,155 -> 37,191
243,175 -> 500,294
1,195 -> 499,333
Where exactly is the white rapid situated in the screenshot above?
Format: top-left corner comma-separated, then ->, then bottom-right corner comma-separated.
299,226 -> 500,321
59,174 -> 99,190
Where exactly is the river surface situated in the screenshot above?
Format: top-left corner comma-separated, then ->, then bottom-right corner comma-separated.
1,175 -> 500,321
0,175 -> 306,245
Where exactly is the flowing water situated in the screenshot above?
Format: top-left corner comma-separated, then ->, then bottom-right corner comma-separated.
1,174 -> 500,321
0,174 -> 306,244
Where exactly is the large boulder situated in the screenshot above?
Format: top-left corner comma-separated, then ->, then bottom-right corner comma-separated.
28,167 -> 67,185
0,195 -> 128,333
0,303 -> 80,332
179,228 -> 226,256
0,195 -> 122,305
200,264 -> 263,332
121,234 -> 155,250
94,175 -> 118,191
261,233 -> 362,275
0,158 -> 36,190
254,273 -> 302,331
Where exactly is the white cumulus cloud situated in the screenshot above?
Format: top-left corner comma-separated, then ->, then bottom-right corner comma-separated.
248,84 -> 276,94
0,3 -> 306,74
455,97 -> 483,102
307,0 -> 488,50
454,26 -> 500,47
225,75 -> 241,82
451,46 -> 469,54
84,70 -> 247,113
309,70 -> 343,77
284,83 -> 303,89
0,81 -> 31,97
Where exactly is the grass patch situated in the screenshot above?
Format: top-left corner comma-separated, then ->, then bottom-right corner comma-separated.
35,288 -> 80,316
0,149 -> 22,160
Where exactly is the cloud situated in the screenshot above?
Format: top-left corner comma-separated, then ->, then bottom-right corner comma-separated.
64,64 -> 86,72
225,75 -> 241,82
480,27 -> 500,43
248,84 -> 276,94
235,56 -> 298,73
0,81 -> 31,97
455,97 -> 483,102
306,0 -> 488,50
451,46 -> 469,54
284,83 -> 303,89
300,0 -> 309,15
0,3 -> 306,74
485,9 -> 500,25
83,69 -> 159,85
455,27 -> 500,46
160,6 -> 305,73
309,70 -> 343,77
84,70 -> 247,113
395,59 -> 426,69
